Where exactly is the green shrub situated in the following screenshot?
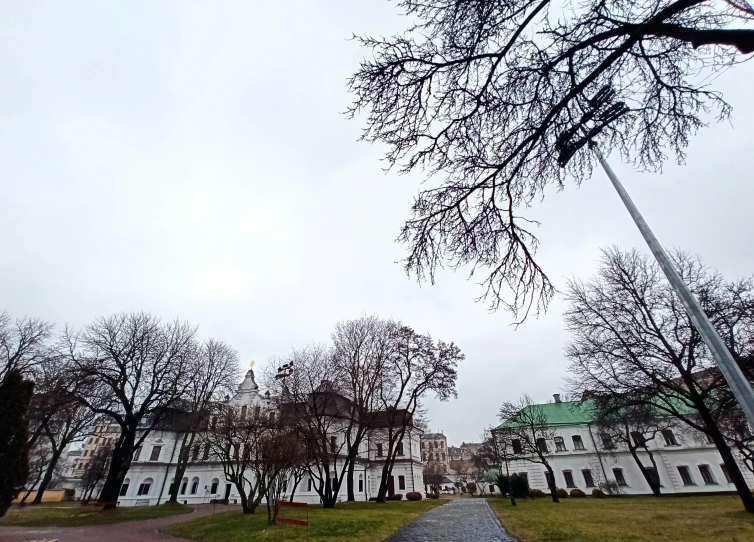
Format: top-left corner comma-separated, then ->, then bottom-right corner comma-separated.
406,492 -> 422,501
510,474 -> 529,499
570,488 -> 586,498
527,488 -> 546,498
591,488 -> 606,498
426,492 -> 440,499
555,488 -> 569,498
466,482 -> 477,495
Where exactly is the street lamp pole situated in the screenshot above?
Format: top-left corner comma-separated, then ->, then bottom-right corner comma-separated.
589,143 -> 754,428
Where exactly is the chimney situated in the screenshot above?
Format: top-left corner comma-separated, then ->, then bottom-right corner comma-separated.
553,393 -> 562,403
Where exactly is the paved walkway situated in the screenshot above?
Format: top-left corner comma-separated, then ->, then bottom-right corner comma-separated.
385,499 -> 515,542
0,504 -> 239,542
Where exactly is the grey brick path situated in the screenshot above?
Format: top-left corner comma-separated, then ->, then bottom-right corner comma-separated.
385,498 -> 515,542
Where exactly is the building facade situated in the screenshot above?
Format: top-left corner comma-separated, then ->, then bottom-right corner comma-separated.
494,396 -> 753,496
420,432 -> 449,472
116,368 -> 424,506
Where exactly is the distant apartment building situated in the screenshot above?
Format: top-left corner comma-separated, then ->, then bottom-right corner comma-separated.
72,419 -> 119,477
421,432 -> 449,472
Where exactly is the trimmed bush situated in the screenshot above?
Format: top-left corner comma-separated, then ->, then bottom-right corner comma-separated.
426,492 -> 440,499
387,493 -> 404,501
527,488 -> 546,498
570,488 -> 586,498
555,488 -> 569,498
510,473 -> 529,499
496,473 -> 510,496
591,488 -> 606,498
406,492 -> 422,501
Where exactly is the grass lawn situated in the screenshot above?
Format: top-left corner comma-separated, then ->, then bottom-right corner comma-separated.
0,502 -> 192,527
488,495 -> 754,542
164,500 -> 446,542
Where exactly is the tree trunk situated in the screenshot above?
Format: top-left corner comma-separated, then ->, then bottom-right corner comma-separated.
169,432 -> 192,503
346,460 -> 355,501
628,446 -> 662,497
545,464 -> 559,503
704,416 -> 754,513
98,429 -> 135,509
32,447 -> 64,504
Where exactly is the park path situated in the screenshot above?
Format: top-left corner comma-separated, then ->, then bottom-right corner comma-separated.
0,504 -> 239,542
385,498 -> 515,542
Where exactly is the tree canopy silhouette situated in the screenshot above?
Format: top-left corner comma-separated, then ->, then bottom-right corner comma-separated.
348,0 -> 754,319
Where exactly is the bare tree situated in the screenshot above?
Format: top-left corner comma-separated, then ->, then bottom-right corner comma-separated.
373,325 -> 463,502
348,0 -> 754,319
499,394 -> 559,502
273,345 -> 354,509
484,427 -> 518,505
255,424 -> 305,524
330,316 -> 396,501
78,445 -> 112,502
592,398 -> 672,497
565,247 -> 754,511
168,339 -> 240,504
65,313 -> 197,508
203,405 -> 266,514
0,311 -> 52,384
422,461 -> 444,495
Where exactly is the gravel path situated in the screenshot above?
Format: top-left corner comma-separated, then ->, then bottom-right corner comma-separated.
384,498 -> 515,542
0,504 -> 239,542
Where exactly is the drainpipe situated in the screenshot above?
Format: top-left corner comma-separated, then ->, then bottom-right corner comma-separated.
587,424 -> 609,485
408,429 -> 415,492
156,431 -> 181,505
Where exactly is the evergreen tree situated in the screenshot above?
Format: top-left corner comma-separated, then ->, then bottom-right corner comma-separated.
0,369 -> 34,517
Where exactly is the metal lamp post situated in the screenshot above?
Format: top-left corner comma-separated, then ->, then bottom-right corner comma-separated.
557,87 -> 754,429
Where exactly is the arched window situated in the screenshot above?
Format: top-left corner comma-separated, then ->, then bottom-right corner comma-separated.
180,477 -> 189,495
358,474 -> 364,493
119,478 -> 130,496
137,477 -> 153,496
210,478 -> 219,495
190,476 -> 200,495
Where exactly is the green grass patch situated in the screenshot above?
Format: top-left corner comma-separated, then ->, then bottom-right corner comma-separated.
164,500 -> 446,542
487,495 -> 754,542
0,501 -> 192,527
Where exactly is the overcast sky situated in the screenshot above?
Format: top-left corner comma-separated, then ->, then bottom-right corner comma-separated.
1,1 -> 753,444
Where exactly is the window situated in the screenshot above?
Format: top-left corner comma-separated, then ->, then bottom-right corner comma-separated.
441,453 -> 446,461
192,445 -> 200,461
150,446 -> 162,461
554,437 -> 566,452
563,471 -> 576,488
698,465 -> 716,485
519,472 -> 528,483
435,452 -> 440,461
613,468 -> 627,486
631,431 -> 646,446
307,478 -> 313,491
490,485 -> 496,493
582,469 -> 595,487
210,480 -> 219,494
662,429 -> 679,446
137,479 -> 153,496
358,475 -> 364,493
677,466 -> 694,486
422,453 -> 426,461
254,406 -> 261,419
396,442 -> 404,456
571,435 -> 585,450
181,479 -> 188,495
511,439 -> 523,454
601,434 -> 615,450
202,443 -> 210,460
440,441 -> 444,448
720,464 -> 732,483
331,436 -> 338,450
240,405 -> 247,418
536,438 -> 549,453
133,446 -> 142,461
376,443 -> 383,457
119,479 -> 130,496
398,475 -> 406,490
191,478 -> 199,494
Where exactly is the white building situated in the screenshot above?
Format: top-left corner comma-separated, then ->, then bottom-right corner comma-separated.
118,368 -> 424,506
492,395 -> 753,496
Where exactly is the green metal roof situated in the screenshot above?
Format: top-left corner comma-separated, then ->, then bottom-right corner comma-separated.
498,400 -> 595,429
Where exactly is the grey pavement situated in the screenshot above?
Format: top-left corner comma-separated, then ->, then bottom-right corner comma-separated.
385,498 -> 515,542
0,504 -> 240,542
